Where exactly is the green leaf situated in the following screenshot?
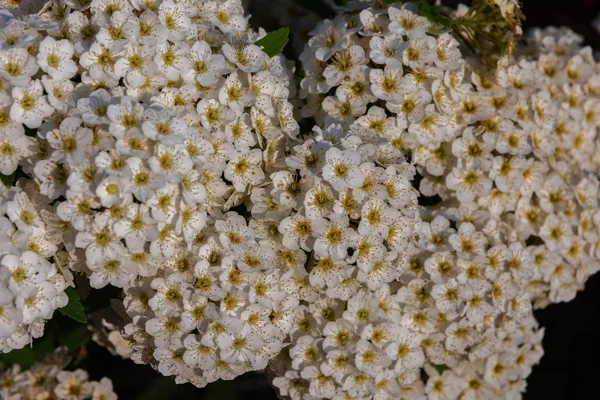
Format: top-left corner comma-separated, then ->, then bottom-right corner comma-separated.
59,287 -> 87,324
0,171 -> 15,187
419,0 -> 453,27
254,27 -> 289,58
382,0 -> 404,4
434,363 -> 448,375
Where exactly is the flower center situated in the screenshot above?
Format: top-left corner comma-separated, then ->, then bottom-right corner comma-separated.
20,94 -> 36,111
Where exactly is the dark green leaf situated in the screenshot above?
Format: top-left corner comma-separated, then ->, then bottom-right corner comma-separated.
0,171 -> 15,187
254,27 -> 289,58
382,0 -> 404,4
59,287 -> 87,324
419,0 -> 453,27
434,363 -> 449,374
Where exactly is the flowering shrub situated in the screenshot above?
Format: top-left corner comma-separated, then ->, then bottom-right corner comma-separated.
0,0 -> 307,386
0,348 -> 116,399
0,183 -> 70,352
0,0 -> 599,399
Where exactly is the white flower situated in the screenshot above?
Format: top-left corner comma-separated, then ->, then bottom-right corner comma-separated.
147,183 -> 180,224
80,42 -> 118,81
155,40 -> 190,81
370,35 -> 407,68
323,45 -> 368,87
107,96 -> 145,139
489,155 -> 526,193
387,85 -> 432,123
322,147 -> 365,190
433,33 -> 462,70
197,99 -> 235,130
449,222 -> 487,259
182,40 -> 226,86
224,149 -> 265,192
402,36 -> 436,70
2,251 -> 50,296
424,366 -> 467,400
0,133 -> 33,175
158,0 -> 192,42
145,315 -> 185,349
77,89 -> 112,125
385,326 -> 424,373
451,127 -> 493,170
446,167 -> 493,203
0,47 -> 38,86
208,0 -> 248,33
277,100 -> 300,138
47,117 -> 92,164
358,198 -> 396,238
37,37 -> 78,80
539,214 -> 574,252
140,106 -> 187,145
313,214 -> 358,259
183,334 -> 217,370
300,365 -> 336,398
279,214 -> 315,251
310,255 -> 349,290
370,66 -> 405,102
388,6 -> 431,39
218,72 -> 254,115
148,144 -> 192,183
308,18 -> 349,61
55,370 -> 94,400
222,43 -> 265,73
92,378 -> 118,400
289,335 -> 323,370
10,80 -> 53,129
218,328 -> 265,367
75,220 -> 124,264
89,255 -> 136,289
114,43 -> 157,87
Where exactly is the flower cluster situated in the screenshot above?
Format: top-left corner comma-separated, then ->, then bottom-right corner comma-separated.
269,1 -> 600,398
119,118 -> 419,386
1,0 -> 600,397
519,27 -> 600,307
0,0 -> 302,385
0,348 -> 117,400
0,183 -> 69,353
